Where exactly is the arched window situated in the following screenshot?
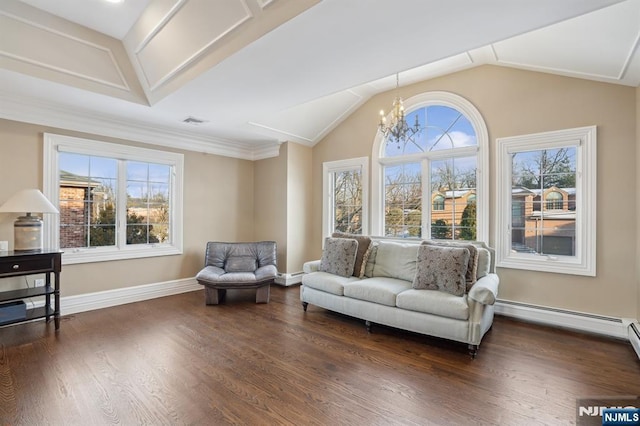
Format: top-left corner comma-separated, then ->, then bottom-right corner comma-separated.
545,191 -> 563,210
433,195 -> 445,211
371,92 -> 488,241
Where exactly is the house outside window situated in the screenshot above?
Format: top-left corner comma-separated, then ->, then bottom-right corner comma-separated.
495,126 -> 596,276
371,92 -> 489,241
44,134 -> 184,264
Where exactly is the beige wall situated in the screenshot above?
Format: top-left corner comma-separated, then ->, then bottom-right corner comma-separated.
254,143 -> 288,270
253,141 -> 314,274
312,65 -> 638,319
0,119 -> 255,297
286,142 -> 313,272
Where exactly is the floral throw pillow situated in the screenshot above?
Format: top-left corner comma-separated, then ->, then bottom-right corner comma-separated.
332,232 -> 372,278
412,244 -> 470,296
422,240 -> 479,291
319,237 -> 359,278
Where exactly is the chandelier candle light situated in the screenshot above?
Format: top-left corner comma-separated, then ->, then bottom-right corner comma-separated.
378,73 -> 421,147
0,189 -> 59,251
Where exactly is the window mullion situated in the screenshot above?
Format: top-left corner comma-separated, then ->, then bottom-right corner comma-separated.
117,159 -> 128,248
421,159 -> 430,238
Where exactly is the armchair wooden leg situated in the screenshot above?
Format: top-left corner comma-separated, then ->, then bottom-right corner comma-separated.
302,302 -> 308,311
256,285 -> 270,303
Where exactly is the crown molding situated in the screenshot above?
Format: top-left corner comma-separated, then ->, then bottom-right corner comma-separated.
0,92 -> 280,161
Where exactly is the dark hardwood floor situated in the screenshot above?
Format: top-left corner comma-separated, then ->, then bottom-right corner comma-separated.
1,285 -> 639,425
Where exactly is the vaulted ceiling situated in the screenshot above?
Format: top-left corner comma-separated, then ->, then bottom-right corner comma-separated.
1,0 -> 638,160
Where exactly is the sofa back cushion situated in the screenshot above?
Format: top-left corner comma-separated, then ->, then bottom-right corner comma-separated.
476,247 -> 491,279
320,237 -> 359,278
332,232 -> 372,278
363,243 -> 378,278
225,255 -> 257,272
371,241 -> 419,282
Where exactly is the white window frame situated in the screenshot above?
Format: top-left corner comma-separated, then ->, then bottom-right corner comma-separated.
495,126 -> 596,276
43,133 -> 184,265
322,157 -> 369,239
371,91 -> 489,241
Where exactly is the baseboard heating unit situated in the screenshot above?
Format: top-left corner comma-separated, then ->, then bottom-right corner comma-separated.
629,322 -> 640,361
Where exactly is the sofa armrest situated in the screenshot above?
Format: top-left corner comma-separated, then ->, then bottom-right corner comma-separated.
303,260 -> 321,274
468,273 -> 499,305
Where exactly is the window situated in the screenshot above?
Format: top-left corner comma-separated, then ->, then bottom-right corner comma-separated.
495,126 -> 596,276
44,134 -> 184,264
322,157 -> 368,238
545,191 -> 563,210
371,92 -> 488,241
432,194 -> 445,211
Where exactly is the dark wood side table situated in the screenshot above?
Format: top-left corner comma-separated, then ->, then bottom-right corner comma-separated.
0,250 -> 62,330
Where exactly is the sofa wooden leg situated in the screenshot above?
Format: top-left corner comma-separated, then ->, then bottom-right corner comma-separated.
365,320 -> 372,333
205,287 -> 226,305
468,344 -> 478,359
256,285 -> 270,303
302,302 -> 308,311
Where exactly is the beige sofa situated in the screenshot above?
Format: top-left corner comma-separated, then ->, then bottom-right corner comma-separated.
300,238 -> 499,357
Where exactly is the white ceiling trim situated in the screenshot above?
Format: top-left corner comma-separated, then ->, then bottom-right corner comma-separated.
620,31 -> 640,80
257,0 -> 275,9
133,0 -> 253,92
0,92 -> 280,161
247,89 -> 366,145
493,56 -> 632,83
0,10 -> 130,91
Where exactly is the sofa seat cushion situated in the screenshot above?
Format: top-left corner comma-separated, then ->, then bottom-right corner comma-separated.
343,277 -> 412,307
302,272 -> 359,296
396,289 -> 469,320
197,266 -> 261,286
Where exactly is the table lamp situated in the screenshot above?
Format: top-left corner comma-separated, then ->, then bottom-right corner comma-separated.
0,189 -> 59,251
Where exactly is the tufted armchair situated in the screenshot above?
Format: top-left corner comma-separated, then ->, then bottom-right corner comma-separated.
196,241 -> 277,304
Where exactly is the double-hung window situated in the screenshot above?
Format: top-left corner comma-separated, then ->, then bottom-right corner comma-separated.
495,126 -> 596,276
44,133 -> 184,264
322,157 -> 368,238
371,92 -> 489,241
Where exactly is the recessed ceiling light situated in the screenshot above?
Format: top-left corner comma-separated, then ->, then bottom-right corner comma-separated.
104,0 -> 124,4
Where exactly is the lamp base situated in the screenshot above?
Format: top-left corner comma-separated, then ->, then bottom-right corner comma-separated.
14,214 -> 43,251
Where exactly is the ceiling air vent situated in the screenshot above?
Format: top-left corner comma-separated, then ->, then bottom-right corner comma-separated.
182,116 -> 208,125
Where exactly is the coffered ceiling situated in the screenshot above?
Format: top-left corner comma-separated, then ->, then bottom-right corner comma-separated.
1,0 -> 638,160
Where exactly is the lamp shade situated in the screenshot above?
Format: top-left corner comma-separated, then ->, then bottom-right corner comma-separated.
0,189 -> 59,214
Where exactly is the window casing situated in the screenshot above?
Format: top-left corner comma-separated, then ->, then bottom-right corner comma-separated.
371,92 -> 489,241
44,134 -> 184,264
322,157 -> 368,238
495,126 -> 596,276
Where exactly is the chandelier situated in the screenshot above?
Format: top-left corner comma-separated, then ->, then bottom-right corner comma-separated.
378,73 -> 421,147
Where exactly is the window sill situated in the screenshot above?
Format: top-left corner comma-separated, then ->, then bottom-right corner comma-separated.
61,245 -> 182,265
496,254 -> 595,277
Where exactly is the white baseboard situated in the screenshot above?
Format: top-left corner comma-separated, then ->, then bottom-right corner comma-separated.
275,272 -> 303,286
60,278 -> 201,315
495,299 -> 632,340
